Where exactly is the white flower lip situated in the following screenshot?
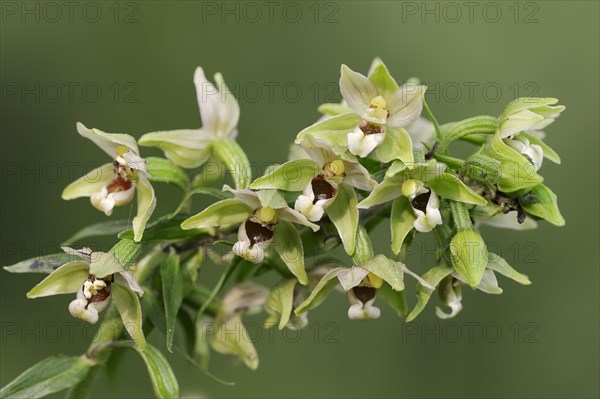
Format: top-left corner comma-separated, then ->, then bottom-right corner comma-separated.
347,127 -> 386,157
409,188 -> 443,233
505,135 -> 544,171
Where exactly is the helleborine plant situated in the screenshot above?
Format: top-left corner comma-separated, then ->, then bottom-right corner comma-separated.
2,60 -> 565,399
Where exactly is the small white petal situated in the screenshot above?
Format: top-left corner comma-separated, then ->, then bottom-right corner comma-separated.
347,128 -> 385,157
232,241 -> 265,264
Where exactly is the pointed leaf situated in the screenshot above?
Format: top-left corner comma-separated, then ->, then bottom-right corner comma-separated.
63,220 -> 132,245
134,344 -> 179,399
519,184 -> 565,226
0,355 -> 92,399
110,239 -> 142,269
160,251 -> 184,352
120,215 -> 205,241
487,253 -> 531,285
361,255 -> 404,291
426,173 -> 487,205
4,253 -> 74,274
146,157 -> 190,191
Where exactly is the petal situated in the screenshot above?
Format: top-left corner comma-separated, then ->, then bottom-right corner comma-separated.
357,176 -> 404,209
360,255 -> 404,291
27,261 -> 90,298
222,185 -> 261,208
347,129 -> 385,157
295,194 -> 326,222
295,113 -> 362,152
222,282 -> 269,316
250,159 -> 320,192
76,122 -> 139,158
406,116 -> 435,150
367,59 -> 399,99
181,198 -> 253,230
374,127 -> 414,164
337,266 -> 369,291
391,197 -> 416,255
232,240 -> 265,264
112,283 -> 146,350
294,267 -> 345,315
272,221 -> 308,285
133,178 -> 156,242
325,183 -> 359,255
277,207 -> 320,232
115,271 -> 145,295
339,64 -> 379,115
69,294 -> 100,324
138,129 -> 212,169
343,161 -> 377,191
386,85 -> 427,127
210,313 -> 258,370
264,279 -> 297,330
194,67 -> 239,137
62,163 -> 115,200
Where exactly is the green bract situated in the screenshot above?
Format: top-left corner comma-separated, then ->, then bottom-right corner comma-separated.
3,60 -> 567,397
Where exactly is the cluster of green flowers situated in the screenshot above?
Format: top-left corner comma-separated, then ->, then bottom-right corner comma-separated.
3,59 -> 565,398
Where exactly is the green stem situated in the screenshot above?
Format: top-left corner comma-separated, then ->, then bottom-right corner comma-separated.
422,98 -> 443,141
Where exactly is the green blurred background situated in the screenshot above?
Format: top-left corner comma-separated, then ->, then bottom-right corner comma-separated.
1,1 -> 598,398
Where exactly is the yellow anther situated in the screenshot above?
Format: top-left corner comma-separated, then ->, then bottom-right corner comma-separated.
115,145 -> 130,157
367,272 -> 383,289
402,179 -> 419,197
327,160 -> 346,176
259,207 -> 276,223
370,95 -> 387,109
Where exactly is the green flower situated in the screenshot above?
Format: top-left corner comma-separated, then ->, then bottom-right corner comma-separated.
181,186 -> 318,284
26,247 -> 145,348
62,123 -> 156,242
138,67 -> 239,169
296,59 -> 426,160
497,97 -> 565,138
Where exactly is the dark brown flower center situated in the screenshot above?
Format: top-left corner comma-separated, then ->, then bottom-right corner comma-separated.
359,121 -> 383,135
107,176 -> 132,193
412,191 -> 431,213
311,174 -> 337,204
245,220 -> 275,246
352,286 -> 376,304
84,274 -> 112,307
